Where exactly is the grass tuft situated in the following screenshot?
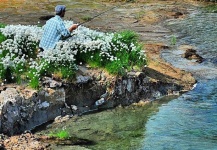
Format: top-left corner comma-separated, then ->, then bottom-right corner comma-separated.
49,130 -> 70,139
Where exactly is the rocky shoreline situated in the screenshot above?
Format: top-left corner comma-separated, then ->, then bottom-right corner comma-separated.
0,64 -> 195,149
0,64 -> 193,136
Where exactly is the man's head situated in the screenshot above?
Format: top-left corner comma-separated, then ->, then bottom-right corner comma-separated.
55,5 -> 66,17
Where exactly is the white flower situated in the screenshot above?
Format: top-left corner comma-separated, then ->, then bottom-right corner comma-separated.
0,20 -> 146,84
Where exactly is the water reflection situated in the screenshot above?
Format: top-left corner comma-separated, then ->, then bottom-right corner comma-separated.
38,96 -> 178,150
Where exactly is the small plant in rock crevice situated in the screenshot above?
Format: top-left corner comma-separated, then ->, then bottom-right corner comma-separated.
170,35 -> 177,45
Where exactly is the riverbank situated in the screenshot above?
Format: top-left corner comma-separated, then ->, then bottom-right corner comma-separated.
0,0 -> 210,149
0,0 -> 206,88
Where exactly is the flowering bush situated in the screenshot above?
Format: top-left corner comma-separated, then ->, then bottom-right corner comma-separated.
0,21 -> 146,88
0,24 -> 42,85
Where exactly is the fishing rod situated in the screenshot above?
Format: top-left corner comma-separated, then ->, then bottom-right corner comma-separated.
39,2 -> 128,26
63,2 -> 122,39
77,2 -> 128,26
63,2 -> 128,38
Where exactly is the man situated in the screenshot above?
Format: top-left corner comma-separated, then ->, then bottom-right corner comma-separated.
39,5 -> 78,51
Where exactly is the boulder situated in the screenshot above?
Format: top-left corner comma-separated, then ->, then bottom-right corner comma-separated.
0,88 -> 66,135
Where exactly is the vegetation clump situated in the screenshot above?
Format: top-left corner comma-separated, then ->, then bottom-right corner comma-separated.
48,130 -> 70,140
203,4 -> 217,13
0,21 -> 146,89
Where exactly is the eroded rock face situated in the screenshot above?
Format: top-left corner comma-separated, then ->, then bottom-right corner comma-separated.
0,88 -> 66,136
0,66 -> 190,136
100,71 -> 182,108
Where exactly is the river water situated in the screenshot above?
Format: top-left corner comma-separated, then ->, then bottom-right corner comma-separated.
142,11 -> 217,150
142,80 -> 217,150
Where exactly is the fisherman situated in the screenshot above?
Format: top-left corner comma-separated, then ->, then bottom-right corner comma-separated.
39,5 -> 78,51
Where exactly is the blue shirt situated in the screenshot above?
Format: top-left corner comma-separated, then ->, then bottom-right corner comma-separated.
39,15 -> 70,50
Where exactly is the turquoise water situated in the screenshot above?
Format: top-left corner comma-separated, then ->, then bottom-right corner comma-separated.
142,80 -> 217,150
142,11 -> 217,150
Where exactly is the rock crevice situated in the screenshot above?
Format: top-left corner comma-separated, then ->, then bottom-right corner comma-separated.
0,65 -> 192,136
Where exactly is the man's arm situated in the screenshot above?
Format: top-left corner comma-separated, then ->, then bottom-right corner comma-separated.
58,21 -> 71,37
69,24 -> 78,32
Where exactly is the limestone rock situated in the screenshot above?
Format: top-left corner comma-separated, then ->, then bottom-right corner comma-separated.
76,75 -> 92,84
42,77 -> 62,88
0,88 -> 66,135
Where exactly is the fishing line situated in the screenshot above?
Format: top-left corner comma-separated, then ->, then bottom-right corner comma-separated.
39,2 -> 128,26
77,2 -> 128,26
63,2 -> 128,39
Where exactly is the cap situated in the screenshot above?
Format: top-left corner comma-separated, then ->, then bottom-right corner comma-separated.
55,5 -> 66,13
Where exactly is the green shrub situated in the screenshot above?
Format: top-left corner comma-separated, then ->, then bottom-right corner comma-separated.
105,30 -> 146,74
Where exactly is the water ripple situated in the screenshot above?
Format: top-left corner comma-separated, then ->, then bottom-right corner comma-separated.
142,11 -> 217,149
142,80 -> 217,150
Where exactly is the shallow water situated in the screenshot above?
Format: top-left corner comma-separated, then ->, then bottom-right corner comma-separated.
142,80 -> 217,150
38,96 -> 179,150
162,12 -> 217,80
142,10 -> 217,150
